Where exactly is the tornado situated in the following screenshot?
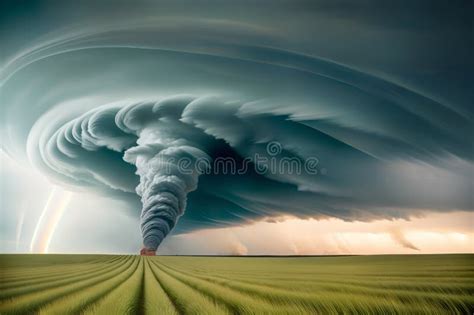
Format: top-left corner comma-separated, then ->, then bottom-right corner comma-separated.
125,143 -> 209,253
120,97 -> 211,254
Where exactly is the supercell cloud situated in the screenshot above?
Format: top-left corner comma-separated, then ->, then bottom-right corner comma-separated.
1,0 -> 472,251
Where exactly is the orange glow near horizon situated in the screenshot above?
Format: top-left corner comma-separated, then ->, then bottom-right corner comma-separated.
167,211 -> 474,255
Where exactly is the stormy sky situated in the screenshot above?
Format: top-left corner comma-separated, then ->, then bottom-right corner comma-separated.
1,0 -> 472,254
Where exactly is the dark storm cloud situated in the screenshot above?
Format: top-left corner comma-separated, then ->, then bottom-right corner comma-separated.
1,0 -> 472,249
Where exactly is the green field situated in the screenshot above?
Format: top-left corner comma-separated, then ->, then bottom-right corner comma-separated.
0,254 -> 473,314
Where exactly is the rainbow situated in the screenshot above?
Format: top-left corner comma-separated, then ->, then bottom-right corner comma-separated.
30,187 -> 73,253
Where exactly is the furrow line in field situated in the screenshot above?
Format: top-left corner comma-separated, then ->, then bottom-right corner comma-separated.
152,260 -> 293,314
174,268 -> 474,297
148,258 -> 228,315
0,256 -> 134,315
137,258 -> 146,315
0,256 -> 127,299
224,273 -> 474,284
163,269 -> 474,284
0,256 -> 127,300
0,256 -> 123,285
143,259 -> 178,315
79,257 -> 143,315
146,259 -> 187,315
0,255 -> 117,277
37,256 -> 139,315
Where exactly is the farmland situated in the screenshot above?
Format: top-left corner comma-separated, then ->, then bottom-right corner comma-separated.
0,254 -> 473,314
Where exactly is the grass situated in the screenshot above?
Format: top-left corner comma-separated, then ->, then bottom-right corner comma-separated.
0,254 -> 473,314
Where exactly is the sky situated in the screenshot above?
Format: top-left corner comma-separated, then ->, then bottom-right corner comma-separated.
0,0 -> 473,254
